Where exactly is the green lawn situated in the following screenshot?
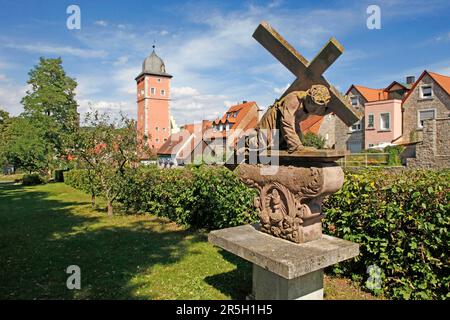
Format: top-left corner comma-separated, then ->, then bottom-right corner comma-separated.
0,179 -> 376,299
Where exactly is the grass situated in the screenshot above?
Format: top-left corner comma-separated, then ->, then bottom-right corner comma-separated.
0,178 -> 378,299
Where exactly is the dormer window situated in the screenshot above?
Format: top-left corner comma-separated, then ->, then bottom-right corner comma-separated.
234,111 -> 239,117
420,85 -> 433,99
226,113 -> 231,118
350,96 -> 359,106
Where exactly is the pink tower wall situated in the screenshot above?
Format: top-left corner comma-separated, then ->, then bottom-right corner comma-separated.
136,75 -> 171,152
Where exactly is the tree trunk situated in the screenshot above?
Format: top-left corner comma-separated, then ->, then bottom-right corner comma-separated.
91,194 -> 96,208
107,201 -> 113,217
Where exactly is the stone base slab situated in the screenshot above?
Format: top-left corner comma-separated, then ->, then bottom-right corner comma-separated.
208,224 -> 359,280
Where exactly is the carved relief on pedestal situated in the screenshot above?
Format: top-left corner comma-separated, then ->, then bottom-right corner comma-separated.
237,164 -> 343,244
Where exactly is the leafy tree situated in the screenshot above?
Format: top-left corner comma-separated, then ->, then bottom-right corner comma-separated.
1,116 -> 53,174
0,108 -> 10,167
21,57 -> 79,159
72,110 -> 145,216
0,108 -> 9,125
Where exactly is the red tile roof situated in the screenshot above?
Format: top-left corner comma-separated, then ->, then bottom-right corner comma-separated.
299,115 -> 324,135
347,85 -> 388,102
157,131 -> 192,155
428,71 -> 450,95
403,70 -> 450,103
213,101 -> 257,126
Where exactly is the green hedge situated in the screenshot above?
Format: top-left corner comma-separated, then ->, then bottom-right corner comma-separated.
64,169 -> 101,199
323,168 -> 449,300
22,173 -> 46,186
65,165 -> 258,229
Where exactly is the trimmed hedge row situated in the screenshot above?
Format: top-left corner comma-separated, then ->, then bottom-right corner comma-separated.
65,166 -> 258,229
323,168 -> 449,300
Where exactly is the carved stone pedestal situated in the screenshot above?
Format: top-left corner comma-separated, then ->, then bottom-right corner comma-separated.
235,160 -> 344,244
210,150 -> 359,300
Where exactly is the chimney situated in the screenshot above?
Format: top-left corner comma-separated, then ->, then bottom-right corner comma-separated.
242,100 -> 248,104
406,76 -> 415,84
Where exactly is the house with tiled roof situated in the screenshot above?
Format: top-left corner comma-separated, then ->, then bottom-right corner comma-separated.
335,70 -> 450,168
157,120 -> 211,167
335,76 -> 415,152
399,70 -> 450,168
156,101 -> 259,167
206,101 -> 259,158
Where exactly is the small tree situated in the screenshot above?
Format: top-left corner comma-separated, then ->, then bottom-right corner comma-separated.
73,110 -> 144,216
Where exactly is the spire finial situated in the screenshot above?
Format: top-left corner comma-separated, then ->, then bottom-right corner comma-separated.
152,40 -> 156,50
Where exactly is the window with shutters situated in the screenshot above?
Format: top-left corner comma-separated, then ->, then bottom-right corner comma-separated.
418,109 -> 436,129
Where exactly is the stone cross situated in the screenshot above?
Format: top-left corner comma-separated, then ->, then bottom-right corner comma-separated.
253,21 -> 362,126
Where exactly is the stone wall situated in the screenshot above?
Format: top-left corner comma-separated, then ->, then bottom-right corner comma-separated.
334,88 -> 365,152
407,118 -> 450,168
318,114 -> 336,149
402,73 -> 450,143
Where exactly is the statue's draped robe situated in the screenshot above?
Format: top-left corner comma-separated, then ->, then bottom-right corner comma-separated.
256,91 -> 309,153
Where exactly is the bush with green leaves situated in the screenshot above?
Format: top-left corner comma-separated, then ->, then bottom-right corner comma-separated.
64,169 -> 101,207
67,165 -> 258,229
22,173 -> 46,186
384,145 -> 404,166
301,132 -> 325,149
323,168 -> 449,300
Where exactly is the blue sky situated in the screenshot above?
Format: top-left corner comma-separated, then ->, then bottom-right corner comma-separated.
0,0 -> 449,125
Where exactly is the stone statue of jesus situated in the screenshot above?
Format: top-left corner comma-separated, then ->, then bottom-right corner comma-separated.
250,84 -> 331,153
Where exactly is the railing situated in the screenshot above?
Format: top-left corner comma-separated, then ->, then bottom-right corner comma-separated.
337,153 -> 390,167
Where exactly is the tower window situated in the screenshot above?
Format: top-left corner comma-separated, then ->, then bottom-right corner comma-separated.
151,88 -> 156,95
157,78 -> 161,83
155,139 -> 159,143
161,89 -> 165,96
155,127 -> 159,131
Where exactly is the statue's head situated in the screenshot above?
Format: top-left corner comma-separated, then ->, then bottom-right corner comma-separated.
305,85 -> 331,115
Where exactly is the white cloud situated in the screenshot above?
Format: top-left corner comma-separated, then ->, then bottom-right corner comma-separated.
95,20 -> 108,27
0,83 -> 28,115
172,86 -> 199,98
4,42 -> 107,58
78,99 -> 135,118
160,30 -> 169,36
0,74 -> 7,81
113,56 -> 129,66
273,83 -> 290,94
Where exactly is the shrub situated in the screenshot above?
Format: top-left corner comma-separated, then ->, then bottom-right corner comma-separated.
301,132 -> 325,149
67,165 -> 258,229
22,173 -> 46,186
384,145 -> 404,166
64,169 -> 101,207
323,168 -> 450,300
